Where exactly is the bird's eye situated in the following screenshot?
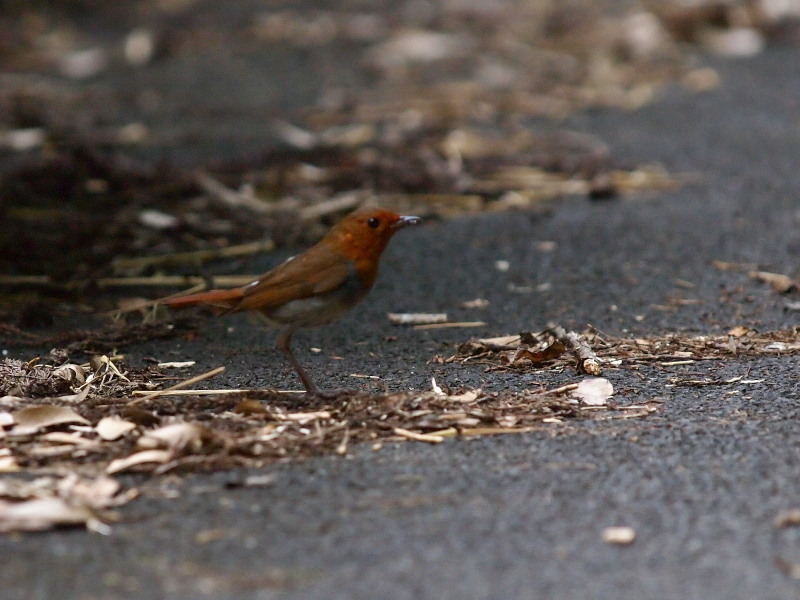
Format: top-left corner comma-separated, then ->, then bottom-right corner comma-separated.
367,217 -> 380,229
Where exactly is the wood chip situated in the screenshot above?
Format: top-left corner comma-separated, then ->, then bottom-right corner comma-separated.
388,312 -> 448,325
602,526 -> 636,545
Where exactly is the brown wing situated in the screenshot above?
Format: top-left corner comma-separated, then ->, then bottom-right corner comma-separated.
231,244 -> 353,313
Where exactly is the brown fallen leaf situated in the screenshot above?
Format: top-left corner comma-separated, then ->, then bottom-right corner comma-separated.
52,363 -> 87,386
10,405 -> 89,436
728,325 -> 751,337
511,340 -> 566,364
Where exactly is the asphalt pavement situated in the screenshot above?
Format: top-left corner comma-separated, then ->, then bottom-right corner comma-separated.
3,41 -> 800,600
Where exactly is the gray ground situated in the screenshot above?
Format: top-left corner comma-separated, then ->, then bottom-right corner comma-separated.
3,18 -> 800,600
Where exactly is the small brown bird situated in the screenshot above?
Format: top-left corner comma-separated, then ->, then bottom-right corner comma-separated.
162,206 -> 421,396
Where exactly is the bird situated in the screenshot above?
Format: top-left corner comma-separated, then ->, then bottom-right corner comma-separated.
161,206 -> 421,397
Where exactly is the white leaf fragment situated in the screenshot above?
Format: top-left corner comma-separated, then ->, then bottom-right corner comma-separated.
571,378 -> 614,406
105,449 -> 173,474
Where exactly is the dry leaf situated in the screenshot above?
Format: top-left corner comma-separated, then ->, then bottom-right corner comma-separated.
56,386 -> 91,404
728,325 -> 751,337
0,455 -> 19,472
137,422 -> 208,452
571,378 -> 614,406
96,416 -> 136,441
106,449 -> 173,474
52,364 -> 86,385
10,405 -> 89,435
513,341 -> 566,364
61,475 -> 129,507
447,389 -> 481,403
39,432 -> 98,447
0,475 -> 132,533
0,497 -> 94,532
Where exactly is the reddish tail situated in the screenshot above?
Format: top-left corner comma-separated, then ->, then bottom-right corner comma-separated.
162,288 -> 244,309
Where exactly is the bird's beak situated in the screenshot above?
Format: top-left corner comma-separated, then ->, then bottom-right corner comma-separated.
392,215 -> 422,230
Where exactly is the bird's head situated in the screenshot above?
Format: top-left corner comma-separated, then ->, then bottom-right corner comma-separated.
326,206 -> 421,269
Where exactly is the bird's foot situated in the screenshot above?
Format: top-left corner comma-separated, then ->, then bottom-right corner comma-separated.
304,387 -> 353,400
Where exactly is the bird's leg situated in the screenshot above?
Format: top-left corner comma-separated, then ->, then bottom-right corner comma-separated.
275,327 -> 320,396
275,328 -> 350,399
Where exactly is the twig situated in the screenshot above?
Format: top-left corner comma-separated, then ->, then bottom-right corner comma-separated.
98,275 -> 258,289
299,193 -> 364,221
0,275 -> 52,286
555,327 -> 602,375
194,171 -> 274,214
459,426 -> 537,436
111,240 -> 275,276
393,427 -> 447,444
127,366 -> 225,405
414,321 -> 487,330
544,383 -> 579,395
129,388 -> 305,396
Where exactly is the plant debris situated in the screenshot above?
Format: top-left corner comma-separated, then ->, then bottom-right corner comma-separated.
0,344 -> 638,532
449,327 -> 800,371
452,326 -> 603,374
0,474 -> 136,534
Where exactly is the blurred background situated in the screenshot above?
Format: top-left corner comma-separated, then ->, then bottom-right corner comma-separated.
1,0 -> 799,307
